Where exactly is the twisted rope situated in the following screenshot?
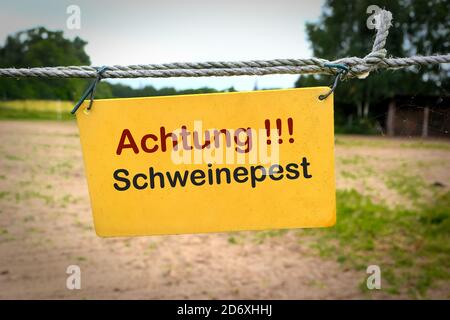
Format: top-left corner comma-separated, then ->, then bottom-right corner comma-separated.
0,10 -> 448,80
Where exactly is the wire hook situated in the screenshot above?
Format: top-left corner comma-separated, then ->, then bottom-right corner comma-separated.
71,66 -> 108,114
318,63 -> 349,100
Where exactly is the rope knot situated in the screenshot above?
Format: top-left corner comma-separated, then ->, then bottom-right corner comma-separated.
364,49 -> 387,65
350,10 -> 393,79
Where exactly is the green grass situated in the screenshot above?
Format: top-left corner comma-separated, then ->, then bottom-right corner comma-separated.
385,171 -> 428,201
400,141 -> 450,151
14,190 -> 54,205
335,136 -> 450,151
227,232 -> 246,245
341,170 -> 358,179
0,100 -> 74,120
228,235 -> 239,244
335,138 -> 387,148
0,191 -> 9,199
303,189 -> 450,298
5,154 -> 24,161
0,107 -> 74,120
339,155 -> 366,165
253,229 -> 288,243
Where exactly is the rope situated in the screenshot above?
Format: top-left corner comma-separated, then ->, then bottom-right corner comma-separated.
0,10 -> 449,80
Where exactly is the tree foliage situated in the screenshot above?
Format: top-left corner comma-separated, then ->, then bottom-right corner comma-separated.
0,27 -> 230,101
296,0 -> 449,121
0,27 -> 90,100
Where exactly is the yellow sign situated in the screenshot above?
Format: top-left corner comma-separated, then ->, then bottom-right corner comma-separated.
76,88 -> 336,237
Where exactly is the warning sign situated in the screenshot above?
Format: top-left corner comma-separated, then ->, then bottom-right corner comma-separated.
76,87 -> 336,236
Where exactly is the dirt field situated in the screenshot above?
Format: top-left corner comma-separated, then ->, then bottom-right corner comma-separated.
0,121 -> 449,299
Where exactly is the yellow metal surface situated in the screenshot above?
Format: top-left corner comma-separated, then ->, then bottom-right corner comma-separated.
76,87 -> 336,237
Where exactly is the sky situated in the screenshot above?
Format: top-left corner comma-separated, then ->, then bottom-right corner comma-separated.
0,0 -> 324,91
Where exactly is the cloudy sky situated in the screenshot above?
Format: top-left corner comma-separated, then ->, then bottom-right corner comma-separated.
0,0 -> 324,90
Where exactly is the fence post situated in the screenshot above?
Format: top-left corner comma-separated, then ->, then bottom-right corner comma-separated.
386,99 -> 396,136
422,106 -> 430,138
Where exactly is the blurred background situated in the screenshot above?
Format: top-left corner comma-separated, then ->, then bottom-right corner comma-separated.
0,0 -> 449,299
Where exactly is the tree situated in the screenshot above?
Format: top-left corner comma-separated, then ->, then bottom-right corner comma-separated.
296,0 -> 449,124
0,27 -> 90,100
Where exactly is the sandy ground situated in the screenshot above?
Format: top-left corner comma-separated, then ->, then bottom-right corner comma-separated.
0,121 -> 449,299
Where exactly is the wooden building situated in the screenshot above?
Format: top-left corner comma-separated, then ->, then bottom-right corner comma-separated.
385,96 -> 450,138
